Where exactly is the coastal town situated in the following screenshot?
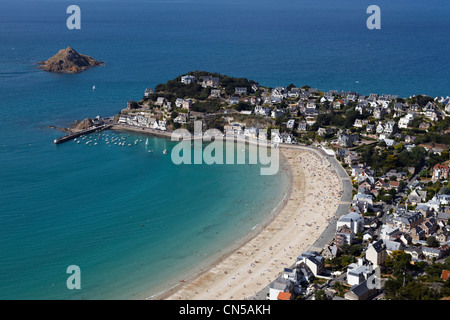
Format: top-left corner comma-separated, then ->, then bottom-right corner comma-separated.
72,71 -> 450,300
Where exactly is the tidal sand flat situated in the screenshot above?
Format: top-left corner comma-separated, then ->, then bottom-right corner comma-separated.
159,147 -> 343,300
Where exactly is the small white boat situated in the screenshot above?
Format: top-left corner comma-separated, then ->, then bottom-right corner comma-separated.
145,138 -> 149,146
92,85 -> 96,90
163,149 -> 167,154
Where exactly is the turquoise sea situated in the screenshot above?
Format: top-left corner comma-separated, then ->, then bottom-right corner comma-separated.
0,0 -> 449,299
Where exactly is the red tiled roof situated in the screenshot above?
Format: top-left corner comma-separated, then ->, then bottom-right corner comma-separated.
277,292 -> 292,300
441,270 -> 450,281
434,164 -> 449,171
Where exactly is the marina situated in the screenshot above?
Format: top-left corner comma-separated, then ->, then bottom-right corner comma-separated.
53,124 -> 112,144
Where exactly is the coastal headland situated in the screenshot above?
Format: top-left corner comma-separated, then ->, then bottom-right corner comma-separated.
51,69 -> 450,300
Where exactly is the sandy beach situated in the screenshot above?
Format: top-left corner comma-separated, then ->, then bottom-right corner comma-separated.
156,146 -> 344,300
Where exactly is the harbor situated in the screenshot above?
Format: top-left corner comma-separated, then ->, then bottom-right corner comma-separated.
53,124 -> 112,144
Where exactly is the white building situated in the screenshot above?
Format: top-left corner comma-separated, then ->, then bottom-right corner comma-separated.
380,225 -> 401,240
365,239 -> 387,267
244,127 -> 259,139
181,75 -> 196,85
398,113 -> 417,129
347,258 -> 374,286
336,212 -> 365,234
296,252 -> 324,276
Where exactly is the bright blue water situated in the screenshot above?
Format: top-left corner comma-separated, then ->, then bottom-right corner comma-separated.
0,0 -> 449,299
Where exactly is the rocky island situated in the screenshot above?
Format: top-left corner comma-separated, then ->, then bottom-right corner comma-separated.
37,46 -> 104,73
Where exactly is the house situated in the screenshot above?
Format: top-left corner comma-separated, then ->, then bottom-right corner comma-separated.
296,251 -> 324,276
181,74 -> 196,85
419,122 -> 432,131
92,115 -> 103,126
363,228 -> 376,242
269,96 -> 283,105
317,127 -> 332,137
157,120 -> 167,131
297,262 -> 315,284
338,133 -> 358,148
282,267 -> 301,284
365,239 -> 387,267
407,189 -> 427,205
404,135 -> 417,144
398,113 -> 416,129
380,225 -> 401,240
144,88 -> 153,98
272,86 -> 286,99
421,246 -> 444,260
336,212 -> 365,234
271,109 -> 285,118
383,239 -> 405,255
404,246 -> 423,262
335,225 -> 355,248
254,105 -> 271,116
227,96 -> 240,105
199,75 -> 219,88
224,123 -> 243,137
269,277 -> 294,300
389,180 -> 400,191
386,211 -> 423,232
353,193 -> 374,207
384,121 -> 398,135
155,97 -> 165,106
432,163 -> 449,182
244,127 -> 259,139
297,122 -> 309,131
182,99 -> 193,110
436,228 -> 449,244
281,133 -> 294,144
411,226 -> 426,241
235,87 -> 248,95
322,245 -> 338,260
164,101 -> 172,111
287,88 -> 300,98
426,109 -> 440,122
346,258 -> 374,286
174,113 -> 188,124
421,217 -> 438,237
286,119 -> 296,130
419,143 -> 448,155
373,107 -> 386,119
354,119 -> 369,128
345,151 -> 360,166
271,132 -> 283,144
344,280 -> 380,300
210,89 -> 221,98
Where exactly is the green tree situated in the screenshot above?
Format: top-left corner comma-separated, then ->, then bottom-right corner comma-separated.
314,290 -> 328,300
426,236 -> 440,248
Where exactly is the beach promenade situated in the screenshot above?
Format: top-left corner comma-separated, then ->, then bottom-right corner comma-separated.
157,144 -> 351,300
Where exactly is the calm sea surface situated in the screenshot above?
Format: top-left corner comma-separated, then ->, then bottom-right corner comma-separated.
0,0 -> 449,299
